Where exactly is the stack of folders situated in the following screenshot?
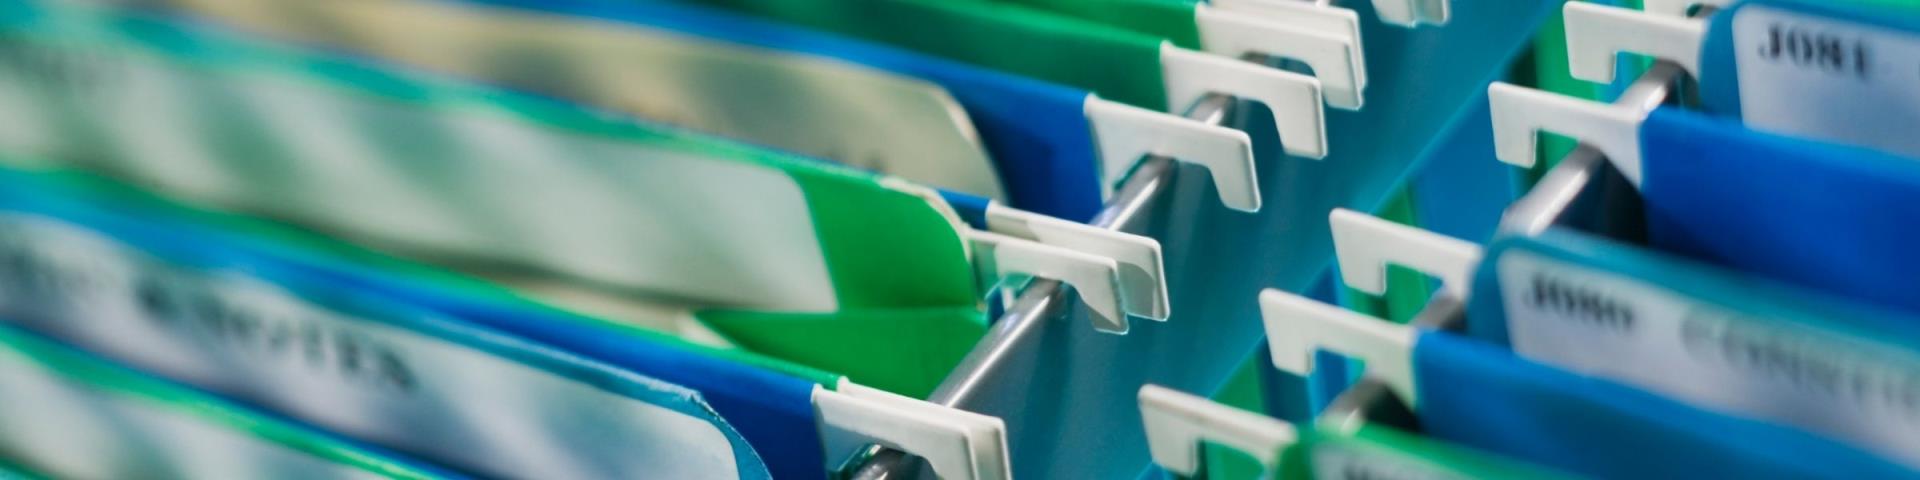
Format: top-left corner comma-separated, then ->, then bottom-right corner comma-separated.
0,0 -> 1913,478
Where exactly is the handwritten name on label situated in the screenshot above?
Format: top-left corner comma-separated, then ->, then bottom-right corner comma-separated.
0,214 -> 741,479
1733,5 -> 1920,158
1757,22 -> 1871,79
1498,251 -> 1920,469
0,223 -> 417,394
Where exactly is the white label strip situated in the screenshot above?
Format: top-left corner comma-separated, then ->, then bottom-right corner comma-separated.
0,342 -> 393,480
151,0 -> 1005,201
0,213 -> 742,479
0,26 -> 841,312
1733,5 -> 1920,158
1499,251 -> 1920,469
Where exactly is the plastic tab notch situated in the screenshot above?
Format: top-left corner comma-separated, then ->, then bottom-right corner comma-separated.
1488,82 -> 1649,187
967,230 -> 1129,333
1564,2 -> 1706,83
1259,289 -> 1419,407
1193,4 -> 1366,110
985,204 -> 1169,321
1157,45 -> 1327,161
1139,384 -> 1294,476
1085,96 -> 1264,212
1329,208 -> 1482,299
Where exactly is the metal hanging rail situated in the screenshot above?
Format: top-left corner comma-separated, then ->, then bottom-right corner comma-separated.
845,91 -> 1239,478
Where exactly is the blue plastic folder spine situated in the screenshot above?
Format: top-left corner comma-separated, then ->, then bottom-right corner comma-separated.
1413,331 -> 1917,479
464,0 -> 1107,221
1638,108 -> 1920,317
0,170 -> 778,479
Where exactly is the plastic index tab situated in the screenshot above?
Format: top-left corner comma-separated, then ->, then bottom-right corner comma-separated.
1138,384 -> 1294,476
1488,82 -> 1651,187
984,204 -> 1169,321
1210,0 -> 1368,88
1329,208 -> 1483,299
1564,2 -> 1708,83
1192,4 -> 1366,109
1083,96 -> 1265,212
1156,45 -> 1328,161
1259,289 -> 1419,407
814,381 -> 1011,480
966,230 -> 1128,333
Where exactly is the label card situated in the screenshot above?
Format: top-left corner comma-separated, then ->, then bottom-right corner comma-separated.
1498,249 -> 1920,469
1729,3 -> 1920,158
0,212 -> 761,479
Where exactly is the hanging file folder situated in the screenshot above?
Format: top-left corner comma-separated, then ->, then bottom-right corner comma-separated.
1258,284 -> 1918,478
1320,209 -> 1920,472
1491,84 -> 1920,316
0,167 -> 776,479
156,0 -> 1217,223
0,0 -> 1167,400
0,162 -> 1024,480
146,0 -> 1010,204
0,323 -> 458,480
1469,230 -> 1920,469
677,0 -> 1332,162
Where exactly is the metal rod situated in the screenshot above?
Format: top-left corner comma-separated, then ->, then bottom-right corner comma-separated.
845,92 -> 1239,479
1319,61 -> 1687,428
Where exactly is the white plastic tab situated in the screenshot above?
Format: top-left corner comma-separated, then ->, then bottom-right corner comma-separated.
1373,0 -> 1450,27
1643,0 -> 1728,18
1208,0 -> 1367,88
1194,4 -> 1365,110
985,204 -> 1169,320
1084,96 -> 1264,212
1259,289 -> 1419,407
1158,46 -> 1328,160
1564,2 -> 1706,83
1329,208 -> 1483,299
814,382 -> 1011,480
1488,82 -> 1649,187
968,230 -> 1129,333
1139,384 -> 1294,476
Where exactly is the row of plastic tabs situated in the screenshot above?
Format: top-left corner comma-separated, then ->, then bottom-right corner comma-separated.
845,0 -> 1456,474
1140,0 -> 1920,477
